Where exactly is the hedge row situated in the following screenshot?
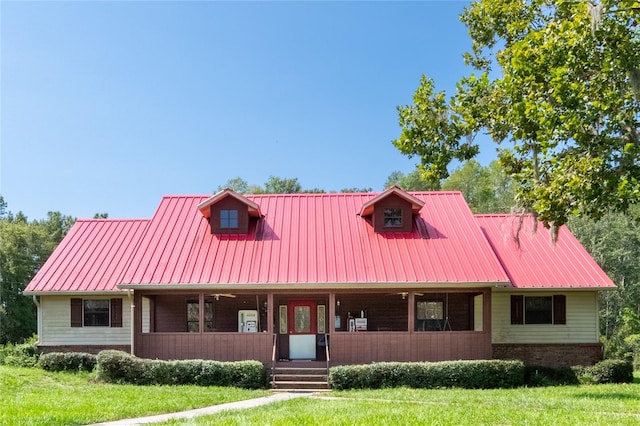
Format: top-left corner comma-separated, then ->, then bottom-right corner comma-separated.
95,350 -> 266,389
525,359 -> 633,386
575,359 -> 634,384
329,360 -> 525,390
40,352 -> 97,372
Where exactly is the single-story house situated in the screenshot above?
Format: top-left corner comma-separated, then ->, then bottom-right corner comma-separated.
25,187 -> 615,368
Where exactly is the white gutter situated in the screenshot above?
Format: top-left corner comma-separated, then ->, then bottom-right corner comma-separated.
32,295 -> 41,345
127,289 -> 134,356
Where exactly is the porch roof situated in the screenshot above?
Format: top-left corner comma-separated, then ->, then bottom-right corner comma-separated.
476,215 -> 615,289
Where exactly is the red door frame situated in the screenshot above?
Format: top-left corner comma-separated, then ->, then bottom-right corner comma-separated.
287,300 -> 317,335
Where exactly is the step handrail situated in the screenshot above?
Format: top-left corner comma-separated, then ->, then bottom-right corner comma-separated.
325,333 -> 330,376
271,333 -> 277,384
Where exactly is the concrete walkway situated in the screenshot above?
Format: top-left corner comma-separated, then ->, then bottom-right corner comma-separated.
90,392 -> 312,425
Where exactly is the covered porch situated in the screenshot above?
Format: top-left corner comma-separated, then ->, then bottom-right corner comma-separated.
131,288 -> 492,365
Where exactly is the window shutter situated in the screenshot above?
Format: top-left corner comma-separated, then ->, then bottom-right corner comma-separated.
553,295 -> 566,325
510,295 -> 524,325
110,298 -> 123,327
71,298 -> 83,327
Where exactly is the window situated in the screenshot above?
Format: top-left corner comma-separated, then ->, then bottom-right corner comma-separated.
83,299 -> 109,327
187,301 -> 199,332
187,300 -> 214,332
416,300 -> 445,331
383,208 -> 402,227
511,295 -> 566,325
220,209 -> 238,229
71,298 -> 122,327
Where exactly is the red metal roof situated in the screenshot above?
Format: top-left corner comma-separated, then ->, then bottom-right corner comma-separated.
118,192 -> 509,286
25,219 -> 149,293
476,215 -> 615,289
26,192 -> 615,294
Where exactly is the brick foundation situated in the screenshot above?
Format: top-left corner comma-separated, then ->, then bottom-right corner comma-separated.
493,343 -> 603,367
38,345 -> 131,355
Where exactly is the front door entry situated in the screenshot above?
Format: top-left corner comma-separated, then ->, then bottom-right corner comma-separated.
288,300 -> 316,360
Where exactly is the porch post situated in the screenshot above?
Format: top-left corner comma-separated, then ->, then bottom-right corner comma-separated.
198,292 -> 204,333
483,288 -> 492,335
267,292 -> 274,333
408,292 -> 415,332
329,292 -> 336,333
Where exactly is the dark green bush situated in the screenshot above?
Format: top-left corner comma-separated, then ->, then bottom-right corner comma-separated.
96,350 -> 265,388
2,336 -> 39,368
575,359 -> 633,384
40,352 -> 97,372
329,359 -> 524,390
524,366 -> 579,387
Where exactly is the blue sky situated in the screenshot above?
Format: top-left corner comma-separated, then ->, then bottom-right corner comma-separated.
1,1 -> 497,220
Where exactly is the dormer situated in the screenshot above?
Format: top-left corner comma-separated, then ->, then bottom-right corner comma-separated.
359,186 -> 424,233
197,188 -> 263,235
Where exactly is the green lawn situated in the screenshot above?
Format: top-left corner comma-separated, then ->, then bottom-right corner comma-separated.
157,382 -> 640,426
0,365 -> 269,426
3,365 -> 639,426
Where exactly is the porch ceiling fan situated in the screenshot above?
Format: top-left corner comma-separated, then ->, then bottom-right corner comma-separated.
387,292 -> 424,299
211,293 -> 236,300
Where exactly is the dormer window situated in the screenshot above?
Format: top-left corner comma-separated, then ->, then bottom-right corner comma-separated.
359,186 -> 425,233
220,209 -> 239,229
383,208 -> 403,228
197,188 -> 263,235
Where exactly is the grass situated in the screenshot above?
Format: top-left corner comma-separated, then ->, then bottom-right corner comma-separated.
2,365 -> 639,426
0,365 -> 269,426
156,380 -> 640,425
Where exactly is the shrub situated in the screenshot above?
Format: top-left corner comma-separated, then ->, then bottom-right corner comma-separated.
96,350 -> 266,388
329,359 -> 524,390
574,359 -> 633,384
2,336 -> 39,368
524,366 -> 579,387
39,352 -> 97,372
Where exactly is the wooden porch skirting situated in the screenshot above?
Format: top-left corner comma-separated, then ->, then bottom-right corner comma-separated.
134,331 -> 493,364
492,343 -> 603,367
330,331 -> 492,365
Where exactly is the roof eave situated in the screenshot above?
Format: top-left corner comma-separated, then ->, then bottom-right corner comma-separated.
117,281 -> 511,291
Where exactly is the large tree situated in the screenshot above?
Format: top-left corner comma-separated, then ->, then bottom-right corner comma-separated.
569,210 -> 640,359
384,169 -> 441,191
0,201 -> 75,344
442,160 -> 515,213
394,1 -> 640,237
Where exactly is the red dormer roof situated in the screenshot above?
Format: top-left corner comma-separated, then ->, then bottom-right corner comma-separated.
197,188 -> 263,219
359,186 -> 425,217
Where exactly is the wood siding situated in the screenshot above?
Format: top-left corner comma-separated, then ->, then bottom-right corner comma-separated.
492,291 -> 599,344
39,296 -> 131,346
